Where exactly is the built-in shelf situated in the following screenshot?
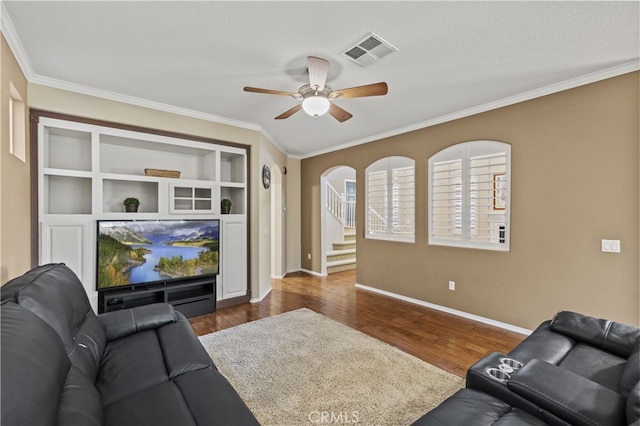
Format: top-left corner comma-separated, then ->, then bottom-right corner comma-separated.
36,114 -> 249,313
43,127 -> 92,171
44,175 -> 92,214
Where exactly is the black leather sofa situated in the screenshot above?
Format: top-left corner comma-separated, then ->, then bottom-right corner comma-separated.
1,263 -> 259,426
413,311 -> 640,425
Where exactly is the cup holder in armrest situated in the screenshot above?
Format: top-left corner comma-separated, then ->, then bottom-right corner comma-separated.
499,357 -> 523,371
486,367 -> 511,383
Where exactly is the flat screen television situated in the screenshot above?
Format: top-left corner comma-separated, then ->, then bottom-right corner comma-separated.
96,219 -> 219,291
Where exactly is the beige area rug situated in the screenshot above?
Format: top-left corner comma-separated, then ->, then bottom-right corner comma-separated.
198,308 -> 464,425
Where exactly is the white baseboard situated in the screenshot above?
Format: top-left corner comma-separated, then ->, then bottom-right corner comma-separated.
299,268 -> 327,277
250,287 -> 272,304
355,283 -> 532,336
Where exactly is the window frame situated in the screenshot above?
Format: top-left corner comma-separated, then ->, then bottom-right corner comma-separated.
428,141 -> 511,251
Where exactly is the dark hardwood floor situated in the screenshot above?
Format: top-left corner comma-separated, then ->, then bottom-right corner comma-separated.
189,270 -> 525,377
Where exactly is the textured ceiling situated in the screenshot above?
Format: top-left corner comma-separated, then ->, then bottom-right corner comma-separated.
2,1 -> 639,157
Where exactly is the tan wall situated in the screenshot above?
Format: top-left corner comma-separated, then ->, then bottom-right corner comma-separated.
301,72 -> 640,330
1,34 -> 31,283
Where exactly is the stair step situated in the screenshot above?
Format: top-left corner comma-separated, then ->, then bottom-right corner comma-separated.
327,258 -> 357,274
344,232 -> 356,242
327,249 -> 356,256
327,258 -> 356,267
333,241 -> 356,250
327,249 -> 356,263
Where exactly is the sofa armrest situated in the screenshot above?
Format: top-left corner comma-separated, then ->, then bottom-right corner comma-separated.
550,311 -> 640,357
507,359 -> 626,426
98,303 -> 177,341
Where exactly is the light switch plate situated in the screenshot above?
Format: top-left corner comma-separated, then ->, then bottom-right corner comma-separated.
601,239 -> 621,253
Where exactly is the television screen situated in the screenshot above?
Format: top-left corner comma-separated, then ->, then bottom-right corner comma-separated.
96,219 -> 219,290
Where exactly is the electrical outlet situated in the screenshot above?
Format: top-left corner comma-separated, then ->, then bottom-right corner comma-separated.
307,253 -> 311,260
448,281 -> 455,291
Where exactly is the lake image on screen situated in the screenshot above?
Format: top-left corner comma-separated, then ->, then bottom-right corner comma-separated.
97,220 -> 219,289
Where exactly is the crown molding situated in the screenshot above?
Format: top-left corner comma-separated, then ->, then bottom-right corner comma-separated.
1,2 -> 35,80
29,73 -> 262,131
299,60 -> 640,159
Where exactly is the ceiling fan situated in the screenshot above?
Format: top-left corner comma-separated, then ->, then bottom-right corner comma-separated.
243,56 -> 388,122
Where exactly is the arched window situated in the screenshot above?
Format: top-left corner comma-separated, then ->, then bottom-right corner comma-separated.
428,141 -> 511,251
365,156 -> 415,242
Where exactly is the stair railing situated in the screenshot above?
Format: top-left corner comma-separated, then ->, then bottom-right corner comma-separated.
326,182 -> 357,229
326,182 -> 344,223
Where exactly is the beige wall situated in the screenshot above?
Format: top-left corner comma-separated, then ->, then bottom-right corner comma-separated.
1,34 -> 30,283
253,133 -> 288,299
285,158 -> 301,274
301,72 -> 640,330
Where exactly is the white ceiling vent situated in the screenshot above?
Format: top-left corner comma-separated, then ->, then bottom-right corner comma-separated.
342,33 -> 398,67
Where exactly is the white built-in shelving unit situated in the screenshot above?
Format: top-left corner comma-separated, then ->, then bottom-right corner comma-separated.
36,116 -> 249,312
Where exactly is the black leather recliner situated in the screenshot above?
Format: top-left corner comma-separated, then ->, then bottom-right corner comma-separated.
413,311 -> 640,426
1,263 -> 259,426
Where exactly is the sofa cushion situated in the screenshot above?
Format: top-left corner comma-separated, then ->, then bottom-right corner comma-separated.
550,311 -> 640,358
104,381 -> 197,426
557,343 -> 626,391
98,329 -> 170,406
174,369 -> 260,426
1,263 -> 106,381
411,388 -> 547,426
1,301 -> 70,426
508,359 -> 626,426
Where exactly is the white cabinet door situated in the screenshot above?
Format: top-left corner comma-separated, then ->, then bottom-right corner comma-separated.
40,219 -> 97,311
220,218 -> 247,300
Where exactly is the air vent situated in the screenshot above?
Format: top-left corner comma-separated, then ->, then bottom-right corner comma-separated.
342,33 -> 398,67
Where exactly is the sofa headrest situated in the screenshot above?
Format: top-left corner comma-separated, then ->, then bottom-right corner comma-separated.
1,301 -> 71,425
1,263 -> 94,353
550,311 -> 640,358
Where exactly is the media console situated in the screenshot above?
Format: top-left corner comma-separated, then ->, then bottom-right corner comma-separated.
98,276 -> 216,318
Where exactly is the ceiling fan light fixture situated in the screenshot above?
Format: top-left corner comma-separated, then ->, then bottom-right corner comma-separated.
302,95 -> 330,118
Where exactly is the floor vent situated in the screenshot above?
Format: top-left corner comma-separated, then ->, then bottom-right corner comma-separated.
342,33 -> 398,67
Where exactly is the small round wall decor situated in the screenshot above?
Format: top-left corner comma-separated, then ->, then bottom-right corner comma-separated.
262,165 -> 271,189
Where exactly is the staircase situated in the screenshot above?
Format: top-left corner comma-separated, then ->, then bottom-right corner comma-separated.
326,182 -> 356,274
327,228 -> 356,274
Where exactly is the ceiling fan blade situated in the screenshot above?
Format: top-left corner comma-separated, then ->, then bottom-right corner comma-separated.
328,103 -> 353,122
275,104 -> 303,120
244,86 -> 299,97
307,56 -> 330,91
329,82 -> 388,99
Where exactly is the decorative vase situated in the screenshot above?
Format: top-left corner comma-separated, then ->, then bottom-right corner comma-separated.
221,205 -> 231,214
125,205 -> 138,213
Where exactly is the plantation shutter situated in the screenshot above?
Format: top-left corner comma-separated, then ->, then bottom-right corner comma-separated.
390,164 -> 414,238
429,141 -> 510,251
366,169 -> 388,238
431,158 -> 463,242
366,156 -> 415,242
